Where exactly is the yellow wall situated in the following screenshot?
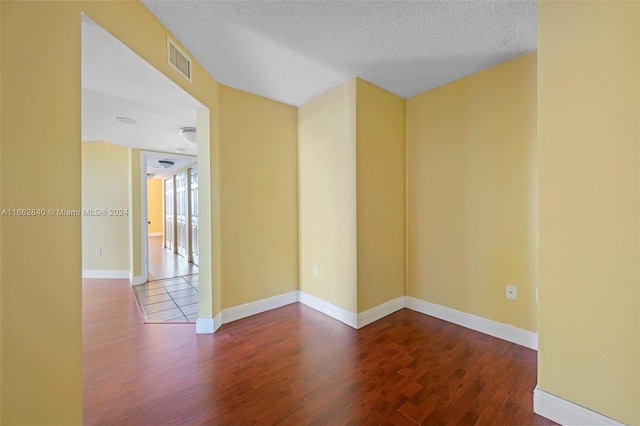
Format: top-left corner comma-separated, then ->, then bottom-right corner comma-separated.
81,141 -> 130,271
147,177 -> 163,235
298,80 -> 358,312
355,79 -> 405,312
128,149 -> 142,279
298,79 -> 405,314
538,2 -> 640,423
218,85 -> 298,309
0,1 -> 221,423
1,3 -> 83,423
406,52 -> 537,332
0,1 -> 4,419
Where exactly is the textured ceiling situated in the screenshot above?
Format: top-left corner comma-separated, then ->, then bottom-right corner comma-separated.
141,0 -> 536,107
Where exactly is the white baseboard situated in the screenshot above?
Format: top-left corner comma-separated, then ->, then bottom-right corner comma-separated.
221,291 -> 299,324
82,269 -> 129,279
148,232 -> 163,237
405,296 -> 538,350
357,296 -> 405,328
195,293 -> 538,355
533,386 -> 623,425
298,291 -> 358,328
130,275 -> 146,286
213,312 -> 222,332
196,318 -> 214,334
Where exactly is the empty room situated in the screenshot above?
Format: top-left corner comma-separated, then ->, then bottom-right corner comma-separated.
1,1 -> 639,425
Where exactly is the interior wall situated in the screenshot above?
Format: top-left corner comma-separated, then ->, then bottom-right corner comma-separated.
537,2 -> 640,423
406,52 -> 537,332
147,177 -> 163,235
218,85 -> 298,309
0,1 -> 221,423
1,3 -> 83,423
128,149 -> 142,280
0,1 -> 4,417
298,80 -> 358,313
355,79 -> 405,313
81,141 -> 130,271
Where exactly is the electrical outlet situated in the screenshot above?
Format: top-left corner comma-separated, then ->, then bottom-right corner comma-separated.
506,285 -> 517,300
313,265 -> 319,277
96,248 -> 102,256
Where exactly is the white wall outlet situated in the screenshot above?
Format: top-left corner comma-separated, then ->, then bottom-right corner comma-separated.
96,248 -> 102,256
506,285 -> 518,300
313,265 -> 319,277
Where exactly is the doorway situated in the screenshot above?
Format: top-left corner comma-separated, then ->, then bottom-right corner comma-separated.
144,156 -> 199,282
81,14 -> 213,326
136,151 -> 201,322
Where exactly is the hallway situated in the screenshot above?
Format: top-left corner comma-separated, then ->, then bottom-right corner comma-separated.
135,236 -> 200,322
148,235 -> 198,281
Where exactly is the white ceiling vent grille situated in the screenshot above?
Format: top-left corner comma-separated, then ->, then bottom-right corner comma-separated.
167,37 -> 192,82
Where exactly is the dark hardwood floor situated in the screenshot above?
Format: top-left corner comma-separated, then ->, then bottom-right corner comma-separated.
83,279 -> 555,425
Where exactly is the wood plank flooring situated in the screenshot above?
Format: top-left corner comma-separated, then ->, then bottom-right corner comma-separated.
83,279 -> 555,425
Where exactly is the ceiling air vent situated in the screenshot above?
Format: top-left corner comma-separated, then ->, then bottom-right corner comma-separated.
167,37 -> 192,82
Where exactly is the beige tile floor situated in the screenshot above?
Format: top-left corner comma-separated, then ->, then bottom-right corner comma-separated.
134,274 -> 199,322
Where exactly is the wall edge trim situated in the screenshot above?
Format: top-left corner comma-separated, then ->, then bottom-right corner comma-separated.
213,312 -> 223,332
82,269 -> 130,279
196,318 -> 214,334
357,296 -> 406,328
533,386 -> 624,425
405,296 -> 538,349
221,291 -> 299,324
298,291 -> 358,328
130,275 -> 146,286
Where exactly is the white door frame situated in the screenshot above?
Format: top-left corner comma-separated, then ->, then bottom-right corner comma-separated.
139,151 -> 198,284
139,152 -> 150,283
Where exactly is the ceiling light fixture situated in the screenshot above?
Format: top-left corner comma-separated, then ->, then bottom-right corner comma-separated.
179,126 -> 197,144
158,160 -> 175,168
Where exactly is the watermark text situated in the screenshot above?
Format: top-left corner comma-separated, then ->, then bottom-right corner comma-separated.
1,208 -> 129,217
